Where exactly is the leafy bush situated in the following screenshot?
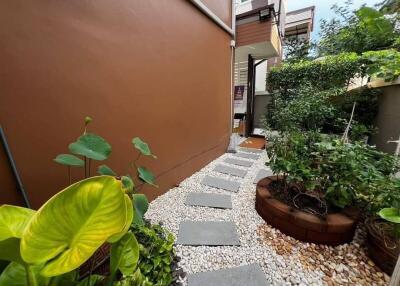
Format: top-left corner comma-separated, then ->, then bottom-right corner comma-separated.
267,132 -> 399,209
130,223 -> 175,286
267,53 -> 365,92
364,49 -> 400,82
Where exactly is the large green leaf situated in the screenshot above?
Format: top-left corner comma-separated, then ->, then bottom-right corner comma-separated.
0,262 -> 47,286
69,133 -> 111,161
107,195 -> 134,243
378,207 -> 400,223
132,194 -> 149,225
0,205 -> 35,240
132,138 -> 156,158
54,154 -> 84,167
137,167 -> 157,187
20,176 -> 130,277
110,232 -> 139,277
97,164 -> 116,176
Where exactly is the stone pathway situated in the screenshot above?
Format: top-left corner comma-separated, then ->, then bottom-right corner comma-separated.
145,149 -> 391,286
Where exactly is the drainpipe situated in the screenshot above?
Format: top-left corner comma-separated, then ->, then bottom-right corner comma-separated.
0,126 -> 31,208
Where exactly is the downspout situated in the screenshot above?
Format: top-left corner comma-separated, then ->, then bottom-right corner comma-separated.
0,126 -> 31,208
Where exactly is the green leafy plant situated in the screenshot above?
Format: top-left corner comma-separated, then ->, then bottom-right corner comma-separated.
267,132 -> 399,210
131,223 -> 175,286
0,176 -> 133,286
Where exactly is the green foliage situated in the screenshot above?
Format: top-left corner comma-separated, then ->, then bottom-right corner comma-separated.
318,4 -> 398,55
379,207 -> 400,223
131,223 -> 175,286
138,167 -> 157,187
110,232 -> 140,280
21,176 -> 132,277
267,132 -> 399,209
97,164 -> 117,176
53,154 -> 84,167
69,133 -> 112,161
267,52 -> 365,92
283,36 -> 313,63
132,194 -> 149,226
364,49 -> 400,81
0,176 -> 134,286
132,138 -> 157,158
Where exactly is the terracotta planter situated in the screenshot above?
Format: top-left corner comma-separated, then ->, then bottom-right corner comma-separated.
255,176 -> 359,246
365,219 -> 400,274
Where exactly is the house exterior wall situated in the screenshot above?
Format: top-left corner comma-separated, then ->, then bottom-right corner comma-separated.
0,0 -> 233,208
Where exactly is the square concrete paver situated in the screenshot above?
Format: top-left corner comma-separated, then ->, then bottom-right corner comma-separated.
223,158 -> 253,168
233,152 -> 260,160
253,169 -> 274,184
185,193 -> 232,209
201,175 -> 240,193
214,164 -> 247,178
176,221 -> 240,246
239,147 -> 263,154
188,264 -> 268,286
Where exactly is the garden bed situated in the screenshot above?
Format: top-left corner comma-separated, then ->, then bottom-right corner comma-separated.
255,176 -> 359,245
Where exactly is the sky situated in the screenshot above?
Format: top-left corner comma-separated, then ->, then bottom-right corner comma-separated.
286,0 -> 384,40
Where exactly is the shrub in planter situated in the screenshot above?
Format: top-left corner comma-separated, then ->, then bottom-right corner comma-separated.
267,131 -> 398,213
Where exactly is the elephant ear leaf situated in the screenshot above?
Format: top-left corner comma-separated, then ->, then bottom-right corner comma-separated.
132,137 -> 156,158
110,232 -> 139,277
20,176 -> 130,277
0,205 -> 35,240
107,195 -> 133,243
69,133 -> 112,161
0,262 -> 47,286
132,194 -> 149,226
0,205 -> 35,264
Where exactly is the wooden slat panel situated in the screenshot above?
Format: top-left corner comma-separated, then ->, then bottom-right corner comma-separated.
236,20 -> 272,47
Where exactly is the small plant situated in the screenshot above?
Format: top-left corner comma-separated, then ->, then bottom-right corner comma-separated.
130,223 -> 176,286
378,201 -> 400,239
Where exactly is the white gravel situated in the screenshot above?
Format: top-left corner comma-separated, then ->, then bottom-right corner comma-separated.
145,150 -> 389,286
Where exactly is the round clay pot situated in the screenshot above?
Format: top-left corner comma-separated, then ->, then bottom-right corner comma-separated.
255,176 -> 359,246
365,218 -> 400,274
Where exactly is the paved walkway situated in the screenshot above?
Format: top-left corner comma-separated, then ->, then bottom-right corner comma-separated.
145,148 -> 390,285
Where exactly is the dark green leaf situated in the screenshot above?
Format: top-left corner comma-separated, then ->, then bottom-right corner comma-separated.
69,133 -> 111,161
110,232 -> 139,276
54,154 -> 84,167
132,137 -> 156,158
138,167 -> 157,187
132,194 -> 149,225
97,164 -> 116,176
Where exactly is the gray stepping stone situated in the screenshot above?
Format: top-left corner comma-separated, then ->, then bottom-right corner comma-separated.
188,264 -> 268,286
224,157 -> 253,168
233,152 -> 261,160
176,221 -> 240,246
185,193 -> 232,209
201,175 -> 240,193
253,169 -> 274,184
214,164 -> 247,178
239,147 -> 263,154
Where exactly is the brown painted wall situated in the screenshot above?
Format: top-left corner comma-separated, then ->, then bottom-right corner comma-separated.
0,0 -> 232,208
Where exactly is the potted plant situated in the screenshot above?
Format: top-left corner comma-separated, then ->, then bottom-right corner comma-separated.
257,131 -> 395,245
